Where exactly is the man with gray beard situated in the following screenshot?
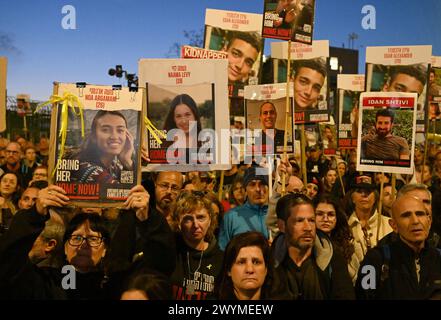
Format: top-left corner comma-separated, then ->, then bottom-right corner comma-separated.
154,172 -> 183,225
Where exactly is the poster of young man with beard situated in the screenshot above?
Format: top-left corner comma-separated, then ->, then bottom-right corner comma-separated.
50,83 -> 143,207
365,45 -> 431,134
357,92 -> 417,175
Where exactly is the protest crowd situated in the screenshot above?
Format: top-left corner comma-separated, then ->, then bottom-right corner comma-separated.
0,132 -> 440,300
1,0 -> 441,303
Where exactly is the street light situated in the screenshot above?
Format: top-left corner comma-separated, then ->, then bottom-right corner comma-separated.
108,65 -> 138,88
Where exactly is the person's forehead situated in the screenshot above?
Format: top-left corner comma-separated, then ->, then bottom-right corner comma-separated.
296,67 -> 325,83
391,74 -> 424,91
22,188 -> 39,198
181,207 -> 209,217
72,221 -> 100,235
394,196 -> 425,216
35,168 -> 47,174
406,189 -> 430,200
316,202 -> 335,212
97,114 -> 126,126
228,39 -> 258,58
175,103 -> 192,113
247,179 -> 265,186
376,116 -> 392,122
261,103 -> 275,112
2,174 -> 17,181
290,203 -> 314,218
6,143 -> 20,151
290,176 -> 304,188
236,246 -> 264,259
157,172 -> 182,184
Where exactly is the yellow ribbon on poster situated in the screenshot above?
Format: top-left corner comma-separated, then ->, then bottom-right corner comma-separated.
144,116 -> 166,144
36,92 -> 85,175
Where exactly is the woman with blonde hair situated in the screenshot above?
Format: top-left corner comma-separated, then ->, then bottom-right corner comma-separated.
170,191 -> 224,300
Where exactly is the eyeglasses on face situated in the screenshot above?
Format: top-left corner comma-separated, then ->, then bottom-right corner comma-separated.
157,182 -> 180,193
5,150 -> 19,155
68,235 -> 104,247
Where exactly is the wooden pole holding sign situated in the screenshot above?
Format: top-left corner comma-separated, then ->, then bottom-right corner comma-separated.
281,40 -> 292,196
218,170 -> 225,202
376,172 -> 385,243
301,125 -> 307,186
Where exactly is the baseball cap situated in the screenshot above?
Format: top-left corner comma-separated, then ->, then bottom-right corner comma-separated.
350,173 -> 376,190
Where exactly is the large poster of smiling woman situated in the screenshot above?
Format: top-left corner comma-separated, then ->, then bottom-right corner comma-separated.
138,59 -> 230,172
49,83 -> 143,207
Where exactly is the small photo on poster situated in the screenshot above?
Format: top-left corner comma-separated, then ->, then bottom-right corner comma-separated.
429,57 -> 441,101
292,58 -> 329,123
204,9 -> 264,97
262,0 -> 315,44
336,74 -> 364,150
245,98 -> 293,155
365,45 -> 431,133
319,123 -> 337,155
146,83 -> 215,164
357,92 -> 417,175
271,40 -> 330,124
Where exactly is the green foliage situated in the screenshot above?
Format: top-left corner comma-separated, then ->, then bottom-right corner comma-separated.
361,108 -> 414,145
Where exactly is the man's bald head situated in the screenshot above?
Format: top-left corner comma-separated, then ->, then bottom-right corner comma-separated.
286,175 -> 304,194
390,195 -> 431,252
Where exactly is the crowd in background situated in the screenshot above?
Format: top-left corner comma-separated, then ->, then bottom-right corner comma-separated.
0,134 -> 441,300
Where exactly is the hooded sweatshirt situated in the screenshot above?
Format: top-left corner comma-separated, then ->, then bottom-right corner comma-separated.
171,233 -> 224,300
271,231 -> 355,300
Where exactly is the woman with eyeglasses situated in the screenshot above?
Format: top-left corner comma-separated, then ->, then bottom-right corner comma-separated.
315,195 -> 356,281
170,191 -> 223,300
0,184 -> 175,299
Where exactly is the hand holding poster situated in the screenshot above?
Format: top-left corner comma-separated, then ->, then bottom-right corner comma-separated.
262,0 -> 315,44
337,74 -> 365,149
0,57 -> 6,132
138,59 -> 230,172
365,45 -> 431,133
356,92 -> 417,175
271,40 -> 329,123
244,83 -> 294,156
50,83 -> 143,207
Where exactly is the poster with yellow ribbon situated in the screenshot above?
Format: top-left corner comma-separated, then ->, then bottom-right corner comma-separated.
48,83 -> 144,207
0,57 -> 7,132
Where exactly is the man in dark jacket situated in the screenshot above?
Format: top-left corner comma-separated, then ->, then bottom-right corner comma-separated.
355,195 -> 441,299
271,193 -> 355,299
